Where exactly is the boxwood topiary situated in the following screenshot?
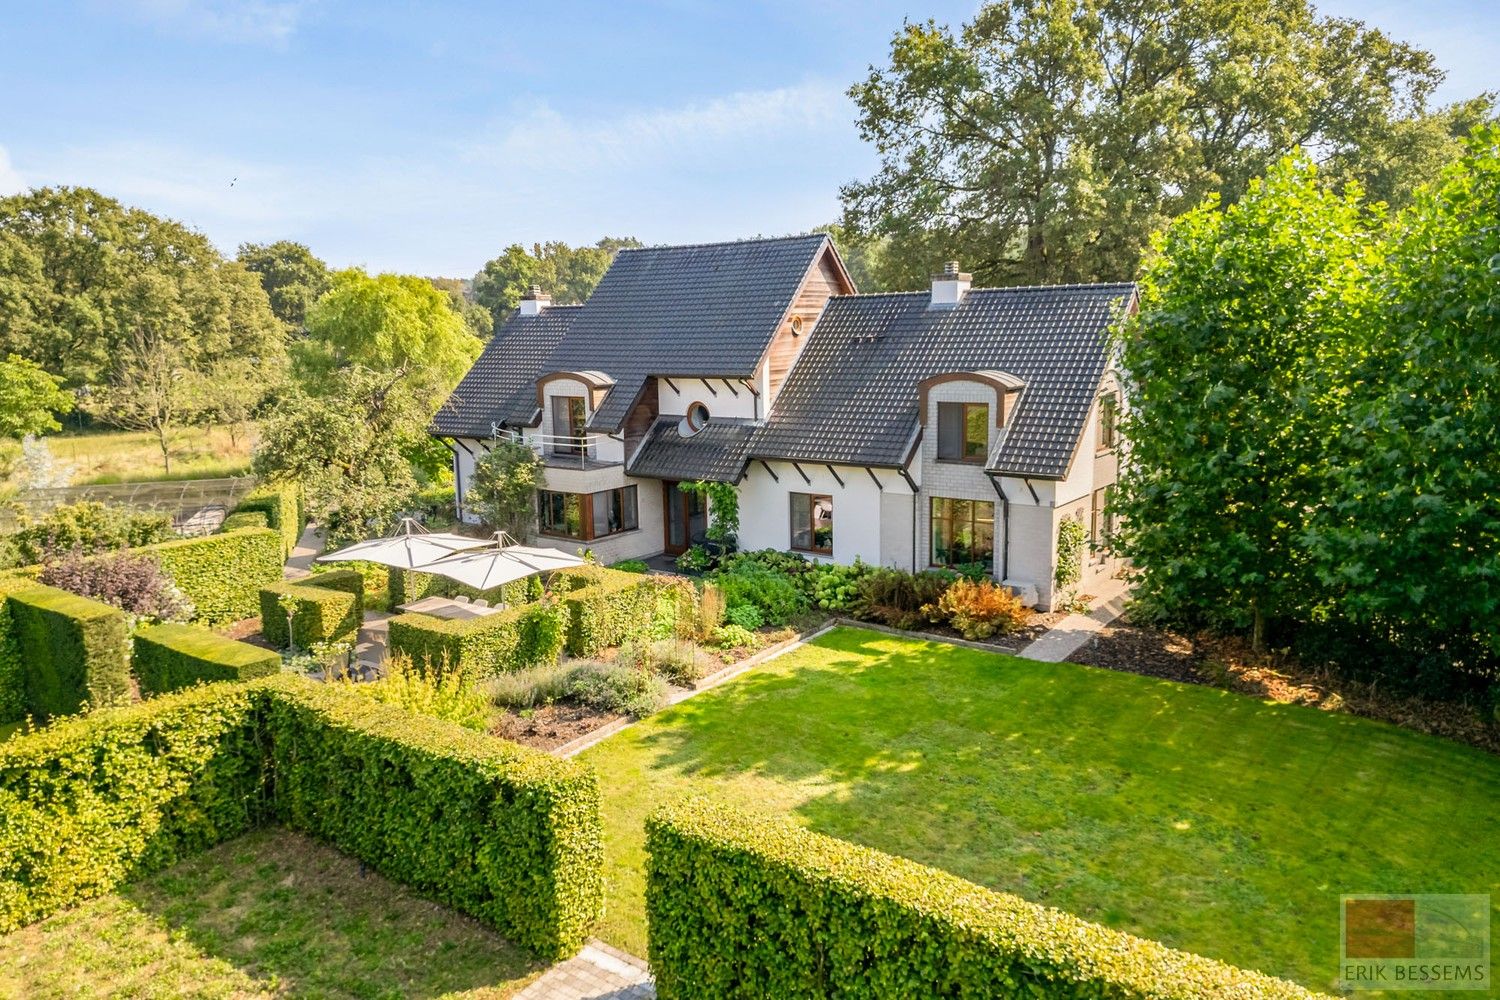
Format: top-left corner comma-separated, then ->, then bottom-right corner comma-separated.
8,583 -> 130,719
133,622 -> 281,696
259,574 -> 363,650
645,798 -> 1330,1000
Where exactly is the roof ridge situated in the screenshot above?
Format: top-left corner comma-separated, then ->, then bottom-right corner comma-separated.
831,280 -> 1136,300
617,233 -> 827,254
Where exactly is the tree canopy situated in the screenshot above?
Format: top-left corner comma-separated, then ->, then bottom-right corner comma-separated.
237,240 -> 331,332
0,187 -> 285,388
0,354 -> 72,439
472,237 -> 641,320
842,0 -> 1492,289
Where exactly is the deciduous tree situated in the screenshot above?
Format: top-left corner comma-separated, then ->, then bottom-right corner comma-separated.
237,240 -> 331,332
464,440 -> 545,540
843,0 -> 1466,288
472,237 -> 641,320
0,354 -> 72,439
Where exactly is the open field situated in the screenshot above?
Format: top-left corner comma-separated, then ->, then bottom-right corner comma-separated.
0,829 -> 542,999
579,626 -> 1500,994
30,425 -> 258,486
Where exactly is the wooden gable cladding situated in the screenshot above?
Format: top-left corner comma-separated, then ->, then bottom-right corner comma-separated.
621,378 -> 660,460
765,244 -> 855,403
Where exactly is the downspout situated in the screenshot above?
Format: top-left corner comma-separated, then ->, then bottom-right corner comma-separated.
987,474 -> 1011,583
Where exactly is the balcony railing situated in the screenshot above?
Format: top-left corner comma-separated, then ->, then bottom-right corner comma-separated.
491,426 -> 613,469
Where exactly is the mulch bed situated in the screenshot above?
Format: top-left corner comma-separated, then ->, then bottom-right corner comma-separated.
1070,616 -> 1500,755
492,703 -> 625,752
215,618 -> 267,643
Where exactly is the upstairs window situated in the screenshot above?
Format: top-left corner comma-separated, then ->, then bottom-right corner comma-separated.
552,395 -> 587,453
937,402 -> 988,463
1098,392 -> 1119,451
790,492 -> 833,554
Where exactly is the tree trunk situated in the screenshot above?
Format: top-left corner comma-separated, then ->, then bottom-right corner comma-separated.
1251,601 -> 1267,653
157,425 -> 171,474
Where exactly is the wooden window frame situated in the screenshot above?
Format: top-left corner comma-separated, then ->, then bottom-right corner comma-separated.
936,401 -> 990,464
789,492 -> 833,555
1097,392 -> 1119,453
538,485 -> 639,541
929,496 -> 995,569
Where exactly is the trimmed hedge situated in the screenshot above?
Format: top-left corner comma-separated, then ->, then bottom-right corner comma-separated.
139,527 -> 284,626
553,567 -> 675,657
0,682 -> 266,929
133,622 -> 281,696
0,676 -> 604,959
220,510 -> 269,531
388,565 -> 528,608
231,482 -> 303,557
645,800 -> 1328,1000
259,570 -> 364,649
9,584 -> 130,719
0,577 -> 29,722
388,600 -> 565,680
266,679 -> 603,958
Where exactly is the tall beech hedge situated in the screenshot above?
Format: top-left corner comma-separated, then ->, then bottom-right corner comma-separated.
134,622 -> 281,696
139,527 -> 284,626
388,600 -> 564,680
552,567 -> 677,656
9,584 -> 130,719
645,799 -> 1328,1000
266,680 -> 603,958
0,676 -> 604,959
231,482 -> 303,557
259,570 -> 364,649
0,577 -> 29,722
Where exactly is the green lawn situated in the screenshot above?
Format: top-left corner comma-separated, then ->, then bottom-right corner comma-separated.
33,424 -> 256,485
580,626 -> 1500,995
0,829 -> 542,999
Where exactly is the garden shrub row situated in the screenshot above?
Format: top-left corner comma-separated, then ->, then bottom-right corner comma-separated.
9,583 -> 129,720
0,675 -> 604,959
388,601 -> 565,680
136,527 -> 284,626
230,482 -> 304,557
266,678 -> 603,958
387,565 -> 534,608
133,622 -> 281,696
551,566 -> 681,657
0,577 -> 27,722
219,510 -> 268,531
259,570 -> 364,649
645,798 -> 1328,1000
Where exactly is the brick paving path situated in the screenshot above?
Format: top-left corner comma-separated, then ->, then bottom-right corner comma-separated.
514,940 -> 653,999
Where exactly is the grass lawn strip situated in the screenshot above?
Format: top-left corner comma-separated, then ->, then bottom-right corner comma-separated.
0,829 -> 543,999
579,625 -> 1500,995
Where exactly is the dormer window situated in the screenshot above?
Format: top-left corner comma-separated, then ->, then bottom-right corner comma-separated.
553,395 -> 586,454
937,402 -> 988,463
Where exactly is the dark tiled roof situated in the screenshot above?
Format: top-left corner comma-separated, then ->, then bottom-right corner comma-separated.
431,306 -> 579,437
750,283 -> 1135,479
627,417 -> 757,483
503,234 -> 829,431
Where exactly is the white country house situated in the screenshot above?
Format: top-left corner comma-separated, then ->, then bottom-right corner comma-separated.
432,235 -> 1131,610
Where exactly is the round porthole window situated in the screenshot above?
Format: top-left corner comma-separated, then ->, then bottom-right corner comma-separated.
790,315 -> 804,336
686,401 -> 710,431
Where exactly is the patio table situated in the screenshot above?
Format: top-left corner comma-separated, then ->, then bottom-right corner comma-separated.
396,596 -> 507,620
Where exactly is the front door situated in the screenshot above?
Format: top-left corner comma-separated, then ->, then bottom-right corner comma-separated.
662,482 -> 706,555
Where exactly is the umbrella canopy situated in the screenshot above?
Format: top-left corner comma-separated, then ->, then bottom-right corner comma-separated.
316,518 -> 492,570
413,534 -> 584,591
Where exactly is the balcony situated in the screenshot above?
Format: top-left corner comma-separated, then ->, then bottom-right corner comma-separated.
492,427 -> 620,470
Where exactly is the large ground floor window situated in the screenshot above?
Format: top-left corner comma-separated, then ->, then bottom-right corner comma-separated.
930,497 -> 994,569
538,485 -> 639,541
789,492 -> 833,554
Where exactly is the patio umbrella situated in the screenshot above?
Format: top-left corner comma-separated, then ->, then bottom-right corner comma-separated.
316,517 -> 492,570
413,533 -> 584,591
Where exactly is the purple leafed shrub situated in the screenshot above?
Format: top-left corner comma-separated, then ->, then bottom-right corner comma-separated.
39,549 -> 194,622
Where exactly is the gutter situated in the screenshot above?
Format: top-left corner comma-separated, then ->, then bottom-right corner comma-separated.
986,473 -> 1011,582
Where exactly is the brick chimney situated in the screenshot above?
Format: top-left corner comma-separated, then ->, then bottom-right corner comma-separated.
929,261 -> 971,309
519,284 -> 551,316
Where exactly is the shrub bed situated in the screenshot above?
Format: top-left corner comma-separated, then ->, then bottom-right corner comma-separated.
646,798 -> 1326,1000
0,676 -> 604,960
219,510 -> 269,531
9,584 -> 130,719
140,527 -> 284,626
388,601 -> 565,680
259,571 -> 364,650
133,622 -> 281,696
231,483 -> 303,557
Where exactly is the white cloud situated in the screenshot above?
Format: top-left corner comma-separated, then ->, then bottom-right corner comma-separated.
0,146 -> 25,195
115,0 -> 310,46
465,81 -> 849,174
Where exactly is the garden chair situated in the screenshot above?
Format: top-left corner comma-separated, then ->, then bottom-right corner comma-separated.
454,595 -> 471,604
473,598 -> 490,608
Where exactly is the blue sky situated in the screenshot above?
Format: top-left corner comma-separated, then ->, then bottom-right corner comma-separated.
1,1 -> 1496,277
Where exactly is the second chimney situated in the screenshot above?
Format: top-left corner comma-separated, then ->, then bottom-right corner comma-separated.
929,261 -> 971,309
519,284 -> 552,316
